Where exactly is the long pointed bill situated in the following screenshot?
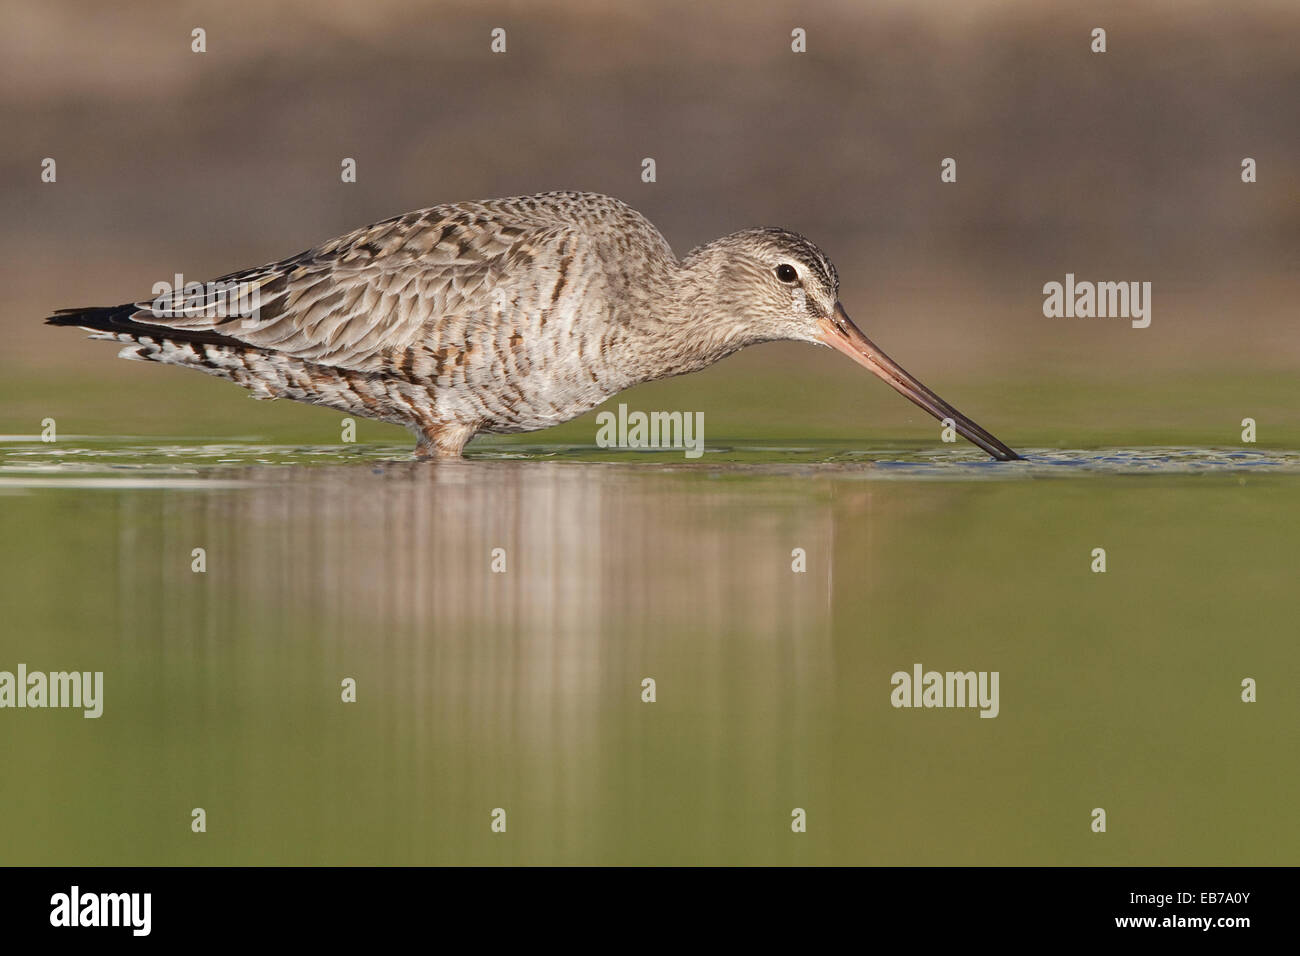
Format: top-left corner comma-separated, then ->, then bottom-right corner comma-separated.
817,302 -> 1022,461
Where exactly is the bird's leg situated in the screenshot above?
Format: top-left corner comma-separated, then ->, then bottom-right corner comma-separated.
414,421 -> 478,459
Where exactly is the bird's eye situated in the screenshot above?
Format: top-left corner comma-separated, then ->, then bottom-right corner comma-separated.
775,264 -> 798,283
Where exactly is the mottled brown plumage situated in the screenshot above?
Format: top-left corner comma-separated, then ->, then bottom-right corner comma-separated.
45,190 -> 1020,460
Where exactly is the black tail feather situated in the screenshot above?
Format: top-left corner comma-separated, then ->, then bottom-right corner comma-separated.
45,305 -> 249,348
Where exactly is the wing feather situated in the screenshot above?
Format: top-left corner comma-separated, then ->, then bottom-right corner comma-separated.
123,199 -> 586,372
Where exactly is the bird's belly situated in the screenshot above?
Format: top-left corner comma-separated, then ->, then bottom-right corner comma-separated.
421,318 -> 630,434
443,371 -> 615,434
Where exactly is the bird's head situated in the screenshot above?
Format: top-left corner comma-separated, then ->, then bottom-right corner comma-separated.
683,227 -> 840,346
680,227 -> 1022,461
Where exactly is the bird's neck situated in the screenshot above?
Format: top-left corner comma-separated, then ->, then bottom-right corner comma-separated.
620,241 -> 757,379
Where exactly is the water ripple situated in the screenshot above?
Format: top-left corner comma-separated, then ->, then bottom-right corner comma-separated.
1,440 -> 1298,485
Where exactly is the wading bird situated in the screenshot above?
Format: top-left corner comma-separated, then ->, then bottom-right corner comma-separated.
47,191 -> 1021,460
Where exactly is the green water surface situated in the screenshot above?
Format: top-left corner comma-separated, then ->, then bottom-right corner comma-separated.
0,364 -> 1297,865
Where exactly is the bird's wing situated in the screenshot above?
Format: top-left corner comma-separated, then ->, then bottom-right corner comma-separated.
123,203 -> 583,371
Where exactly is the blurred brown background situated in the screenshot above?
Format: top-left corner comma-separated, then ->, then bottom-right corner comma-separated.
2,0 -> 1297,442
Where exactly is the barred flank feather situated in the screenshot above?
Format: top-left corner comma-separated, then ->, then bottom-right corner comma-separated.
45,304 -> 428,432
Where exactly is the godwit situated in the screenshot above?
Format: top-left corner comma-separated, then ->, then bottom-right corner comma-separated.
46,190 -> 1020,460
